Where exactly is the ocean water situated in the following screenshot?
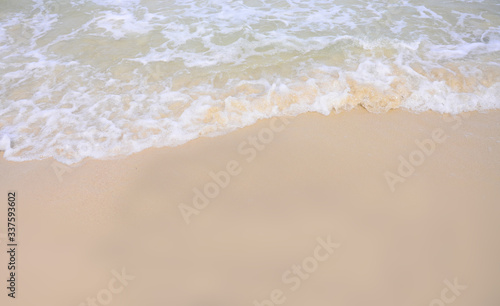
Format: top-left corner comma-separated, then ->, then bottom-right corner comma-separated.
1,0 -> 499,163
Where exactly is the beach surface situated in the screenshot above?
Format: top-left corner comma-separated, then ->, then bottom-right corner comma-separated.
1,109 -> 499,305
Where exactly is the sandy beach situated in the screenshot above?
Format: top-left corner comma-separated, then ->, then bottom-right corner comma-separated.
1,109 -> 499,305
2,1 -> 500,305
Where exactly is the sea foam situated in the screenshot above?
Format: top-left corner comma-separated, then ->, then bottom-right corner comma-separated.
0,0 -> 499,163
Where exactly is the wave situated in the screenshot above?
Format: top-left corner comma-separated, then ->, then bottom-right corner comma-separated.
1,0 -> 499,163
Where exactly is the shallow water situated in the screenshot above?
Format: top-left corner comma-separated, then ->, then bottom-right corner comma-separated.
1,0 -> 499,163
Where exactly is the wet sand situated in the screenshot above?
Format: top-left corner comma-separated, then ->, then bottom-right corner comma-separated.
0,109 -> 499,306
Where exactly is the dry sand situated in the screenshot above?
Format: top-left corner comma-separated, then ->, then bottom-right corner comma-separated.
0,109 -> 499,306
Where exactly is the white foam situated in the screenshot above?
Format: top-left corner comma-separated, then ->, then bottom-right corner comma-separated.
0,0 -> 499,163
0,135 -> 11,151
94,8 -> 157,40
